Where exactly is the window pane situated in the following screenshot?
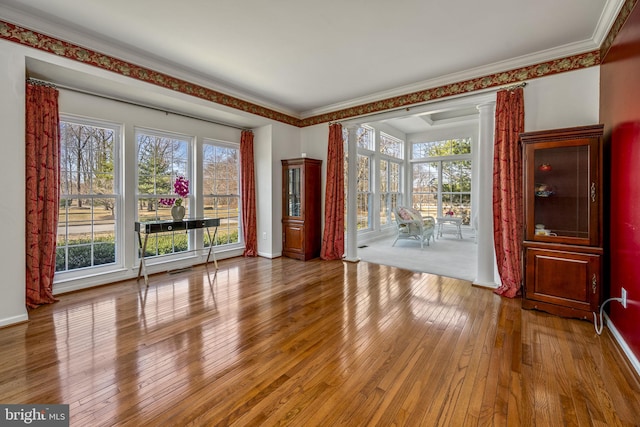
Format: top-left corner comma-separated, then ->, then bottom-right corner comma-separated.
391,162 -> 401,191
357,154 -> 371,230
380,160 -> 388,192
412,163 -> 439,217
136,130 -> 191,255
412,138 -> 471,159
380,132 -> 403,159
357,193 -> 370,230
357,126 -> 374,150
203,141 -> 241,248
136,131 -> 190,219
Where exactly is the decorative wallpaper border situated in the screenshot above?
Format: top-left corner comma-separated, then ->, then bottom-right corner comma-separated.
0,20 -> 299,127
601,0 -> 639,59
0,13 -> 620,128
300,51 -> 600,127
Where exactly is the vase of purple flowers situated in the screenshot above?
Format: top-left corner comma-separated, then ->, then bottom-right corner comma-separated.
159,176 -> 189,221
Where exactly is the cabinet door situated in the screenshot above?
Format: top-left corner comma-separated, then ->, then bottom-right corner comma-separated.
283,222 -> 305,257
524,247 -> 601,313
523,137 -> 600,246
284,166 -> 302,218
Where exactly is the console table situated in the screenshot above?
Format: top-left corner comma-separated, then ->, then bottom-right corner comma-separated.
135,218 -> 220,284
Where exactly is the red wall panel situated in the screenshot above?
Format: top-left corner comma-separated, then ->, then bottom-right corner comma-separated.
600,4 -> 640,360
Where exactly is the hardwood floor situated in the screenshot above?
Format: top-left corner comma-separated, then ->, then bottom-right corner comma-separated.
1,257 -> 639,426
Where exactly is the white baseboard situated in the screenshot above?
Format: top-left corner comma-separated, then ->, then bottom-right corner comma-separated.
258,251 -> 281,259
54,248 -> 244,295
0,312 -> 29,328
472,280 -> 499,289
604,313 -> 640,378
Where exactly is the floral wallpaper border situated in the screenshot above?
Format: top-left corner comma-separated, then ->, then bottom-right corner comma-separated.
299,51 -> 600,127
1,0 -> 636,129
0,20 -> 299,127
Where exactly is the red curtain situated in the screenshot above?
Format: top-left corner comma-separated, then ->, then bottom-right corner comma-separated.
492,87 -> 525,298
320,123 -> 345,260
241,130 -> 258,257
25,82 -> 60,308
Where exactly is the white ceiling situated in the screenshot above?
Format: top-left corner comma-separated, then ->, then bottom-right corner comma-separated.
0,0 -> 623,133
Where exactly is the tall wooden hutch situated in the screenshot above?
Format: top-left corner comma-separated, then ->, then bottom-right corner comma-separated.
281,158 -> 322,260
521,124 -> 604,320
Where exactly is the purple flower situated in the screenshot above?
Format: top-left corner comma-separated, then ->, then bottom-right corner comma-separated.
174,176 -> 189,198
158,176 -> 189,207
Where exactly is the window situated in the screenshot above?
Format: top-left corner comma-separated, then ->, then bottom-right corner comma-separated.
380,132 -> 404,159
380,159 -> 402,226
357,154 -> 372,230
202,140 -> 241,247
357,125 -> 374,150
57,117 -> 119,272
344,126 -> 405,232
413,138 -> 471,159
136,128 -> 191,256
379,132 -> 403,226
412,138 -> 472,223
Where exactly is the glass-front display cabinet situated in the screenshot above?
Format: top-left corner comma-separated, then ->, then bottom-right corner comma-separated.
521,124 -> 604,320
281,158 -> 322,260
285,167 -> 302,217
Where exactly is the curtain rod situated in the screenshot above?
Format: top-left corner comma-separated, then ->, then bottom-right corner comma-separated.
333,81 -> 527,126
26,77 -> 249,131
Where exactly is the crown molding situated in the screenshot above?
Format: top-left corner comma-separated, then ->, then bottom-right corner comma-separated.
593,0 -> 627,46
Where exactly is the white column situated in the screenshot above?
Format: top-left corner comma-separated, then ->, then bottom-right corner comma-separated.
474,102 -> 498,288
344,124 -> 360,262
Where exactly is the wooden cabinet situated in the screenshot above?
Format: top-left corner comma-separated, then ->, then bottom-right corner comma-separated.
521,124 -> 604,319
282,158 -> 322,260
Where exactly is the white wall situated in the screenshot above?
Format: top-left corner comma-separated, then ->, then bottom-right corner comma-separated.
301,123 -> 330,230
271,123 -> 303,255
254,124 -> 275,258
0,42 -> 28,326
524,66 -> 600,131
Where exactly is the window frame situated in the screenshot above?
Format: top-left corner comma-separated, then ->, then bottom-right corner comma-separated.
201,138 -> 243,250
410,137 -> 472,223
379,157 -> 403,227
55,114 -> 123,279
135,127 -> 194,258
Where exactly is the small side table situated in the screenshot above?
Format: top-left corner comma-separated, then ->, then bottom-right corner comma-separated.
436,216 -> 463,239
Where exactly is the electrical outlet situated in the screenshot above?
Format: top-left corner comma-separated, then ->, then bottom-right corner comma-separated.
262,232 -> 267,240
621,287 -> 628,308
